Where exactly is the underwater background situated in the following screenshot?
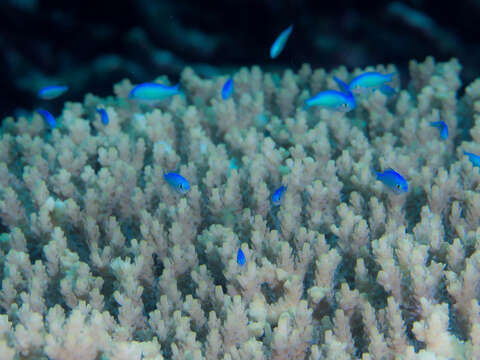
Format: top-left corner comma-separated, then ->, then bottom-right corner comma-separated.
2,0 -> 480,118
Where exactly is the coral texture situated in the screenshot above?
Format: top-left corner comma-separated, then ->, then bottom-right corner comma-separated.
0,57 -> 479,359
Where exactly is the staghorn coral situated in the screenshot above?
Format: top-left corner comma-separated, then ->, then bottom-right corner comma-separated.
0,57 -> 479,359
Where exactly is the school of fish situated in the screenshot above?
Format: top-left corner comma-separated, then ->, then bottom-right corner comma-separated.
32,24 -> 477,268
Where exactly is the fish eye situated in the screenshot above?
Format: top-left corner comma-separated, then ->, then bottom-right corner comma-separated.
396,184 -> 401,189
178,183 -> 183,189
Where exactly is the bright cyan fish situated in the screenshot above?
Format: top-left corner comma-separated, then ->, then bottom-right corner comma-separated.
376,169 -> 408,194
129,83 -> 180,101
349,72 -> 395,95
38,85 -> 68,100
270,24 -> 293,59
305,90 -> 356,112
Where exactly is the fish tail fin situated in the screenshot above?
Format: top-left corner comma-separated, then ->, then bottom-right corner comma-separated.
380,84 -> 396,96
385,72 -> 396,82
346,90 -> 356,109
172,83 -> 181,93
334,76 -> 350,93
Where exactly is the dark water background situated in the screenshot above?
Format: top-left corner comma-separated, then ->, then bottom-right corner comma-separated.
1,0 -> 480,118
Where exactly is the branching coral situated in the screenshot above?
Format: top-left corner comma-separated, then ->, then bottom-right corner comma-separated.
0,57 -> 479,359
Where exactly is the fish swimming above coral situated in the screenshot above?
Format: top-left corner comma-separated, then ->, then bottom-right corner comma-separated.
304,89 -> 356,112
334,72 -> 396,96
270,24 -> 293,59
37,85 -> 68,100
129,82 -> 180,101
37,108 -> 56,128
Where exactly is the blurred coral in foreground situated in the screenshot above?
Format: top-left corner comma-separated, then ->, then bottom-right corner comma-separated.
0,57 -> 479,359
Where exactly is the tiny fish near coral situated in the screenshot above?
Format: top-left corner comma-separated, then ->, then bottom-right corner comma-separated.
221,77 -> 234,100
129,83 -> 180,101
271,185 -> 287,206
96,108 -> 109,125
164,172 -> 190,194
348,72 -> 395,95
376,168 -> 408,194
430,121 -> 448,139
237,248 -> 245,266
304,90 -> 356,112
464,151 -> 480,167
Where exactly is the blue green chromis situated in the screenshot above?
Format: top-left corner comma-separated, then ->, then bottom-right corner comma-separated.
304,90 -> 356,112
465,152 -> 480,167
270,24 -> 293,59
430,121 -> 448,140
129,83 -> 180,101
96,108 -> 109,125
164,172 -> 190,194
376,169 -> 408,194
348,72 -> 395,95
271,185 -> 287,206
221,77 -> 234,100
37,109 -> 56,128
237,248 -> 246,266
37,85 -> 68,100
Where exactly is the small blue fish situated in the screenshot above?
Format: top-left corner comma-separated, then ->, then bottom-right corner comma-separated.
465,152 -> 480,167
272,185 -> 287,206
164,172 -> 190,194
430,121 -> 448,140
96,108 -> 109,125
37,109 -> 56,128
304,90 -> 356,112
270,24 -> 293,59
376,169 -> 408,194
334,76 -> 395,96
221,77 -> 234,100
349,72 -> 395,95
37,85 -> 68,100
237,248 -> 246,266
129,83 -> 180,101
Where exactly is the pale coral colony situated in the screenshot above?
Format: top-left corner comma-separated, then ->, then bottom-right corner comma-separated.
2,56 -> 480,360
